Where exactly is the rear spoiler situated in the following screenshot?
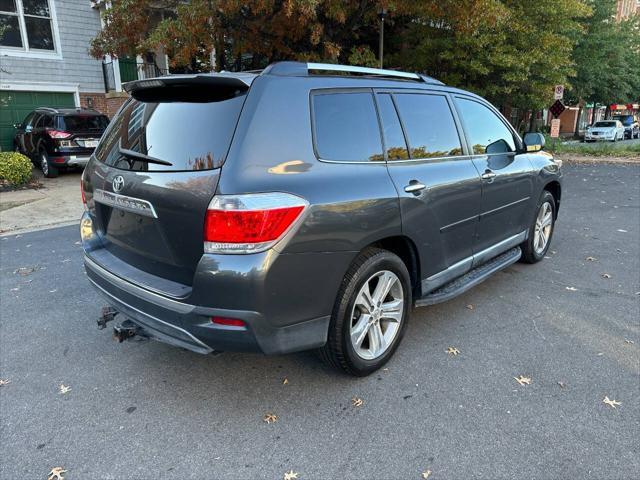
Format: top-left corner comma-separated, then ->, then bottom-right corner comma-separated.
123,73 -> 256,102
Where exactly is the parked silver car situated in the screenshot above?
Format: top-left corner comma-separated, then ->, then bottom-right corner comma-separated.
584,120 -> 625,142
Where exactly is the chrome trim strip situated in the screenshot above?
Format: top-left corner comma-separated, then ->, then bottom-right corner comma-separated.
480,197 -> 530,219
88,277 -> 212,353
440,214 -> 479,233
84,255 -> 194,314
93,189 -> 158,219
421,230 -> 527,293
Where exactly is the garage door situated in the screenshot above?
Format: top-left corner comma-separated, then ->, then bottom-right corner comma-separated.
0,91 -> 76,151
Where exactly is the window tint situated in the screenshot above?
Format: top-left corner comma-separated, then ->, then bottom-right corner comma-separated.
58,115 -> 109,132
40,114 -> 53,128
376,94 -> 409,160
95,95 -> 245,172
456,98 -> 515,154
313,92 -> 383,162
393,94 -> 463,159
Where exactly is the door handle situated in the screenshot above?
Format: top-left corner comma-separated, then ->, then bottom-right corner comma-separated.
481,171 -> 497,180
404,181 -> 426,194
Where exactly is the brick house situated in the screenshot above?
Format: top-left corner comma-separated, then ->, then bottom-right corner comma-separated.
0,0 -> 171,151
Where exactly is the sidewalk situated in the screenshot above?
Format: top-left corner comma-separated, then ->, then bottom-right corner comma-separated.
0,170 -> 83,236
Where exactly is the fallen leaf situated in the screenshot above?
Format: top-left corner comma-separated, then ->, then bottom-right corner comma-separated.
0,379 -> 10,386
585,256 -> 597,261
514,375 -> 532,386
59,384 -> 71,394
284,470 -> 299,480
466,304 -> 474,310
446,347 -> 460,356
557,381 -> 566,388
422,470 -> 432,479
566,287 -> 578,291
601,273 -> 611,279
282,378 -> 289,385
48,467 -> 67,480
263,413 -> 277,424
14,267 -> 36,276
603,396 -> 621,409
351,397 -> 364,407
624,339 -> 634,344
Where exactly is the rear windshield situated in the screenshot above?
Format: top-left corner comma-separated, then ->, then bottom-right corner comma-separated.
94,96 -> 245,172
58,115 -> 109,132
594,121 -> 616,128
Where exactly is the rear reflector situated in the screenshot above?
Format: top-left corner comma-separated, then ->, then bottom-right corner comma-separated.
211,316 -> 246,328
204,192 -> 308,254
46,129 -> 71,139
80,178 -> 86,208
51,157 -> 66,164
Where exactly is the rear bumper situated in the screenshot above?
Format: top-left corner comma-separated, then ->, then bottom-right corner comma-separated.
80,212 -> 347,355
50,153 -> 91,167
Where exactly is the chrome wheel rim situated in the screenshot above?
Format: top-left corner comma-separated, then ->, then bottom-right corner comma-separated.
534,201 -> 553,255
40,154 -> 48,176
350,270 -> 404,360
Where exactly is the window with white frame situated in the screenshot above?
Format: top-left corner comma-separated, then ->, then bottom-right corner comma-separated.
0,0 -> 57,52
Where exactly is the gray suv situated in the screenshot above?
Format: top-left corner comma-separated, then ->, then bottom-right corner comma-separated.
81,62 -> 562,376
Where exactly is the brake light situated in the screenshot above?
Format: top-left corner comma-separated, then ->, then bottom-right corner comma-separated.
204,193 -> 308,254
46,128 -> 71,139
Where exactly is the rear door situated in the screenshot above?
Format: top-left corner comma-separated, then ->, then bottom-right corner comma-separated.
453,96 -> 534,256
85,79 -> 250,285
380,91 -> 482,288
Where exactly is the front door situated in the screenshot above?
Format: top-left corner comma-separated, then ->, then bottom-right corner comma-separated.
378,91 -> 482,287
454,96 -> 534,258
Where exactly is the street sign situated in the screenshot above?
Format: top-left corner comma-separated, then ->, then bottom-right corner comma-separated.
554,85 -> 564,100
550,119 -> 561,138
549,100 -> 566,118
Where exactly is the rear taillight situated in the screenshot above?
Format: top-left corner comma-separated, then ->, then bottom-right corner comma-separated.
81,178 -> 86,208
204,193 -> 308,254
46,128 -> 71,139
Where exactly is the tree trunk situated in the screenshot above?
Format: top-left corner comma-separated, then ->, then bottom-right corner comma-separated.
528,110 -> 536,132
573,104 -> 583,139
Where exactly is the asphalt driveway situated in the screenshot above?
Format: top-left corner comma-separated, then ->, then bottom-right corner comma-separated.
1,163 -> 638,479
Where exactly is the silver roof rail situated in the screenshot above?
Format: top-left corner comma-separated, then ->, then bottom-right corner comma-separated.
263,61 -> 444,85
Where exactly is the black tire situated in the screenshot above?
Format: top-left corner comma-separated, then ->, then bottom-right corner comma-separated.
521,190 -> 556,264
39,150 -> 58,178
318,248 -> 412,376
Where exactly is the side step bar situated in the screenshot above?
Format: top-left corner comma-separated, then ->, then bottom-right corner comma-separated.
415,247 -> 522,307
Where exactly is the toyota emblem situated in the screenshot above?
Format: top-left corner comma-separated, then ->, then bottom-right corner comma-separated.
112,175 -> 125,193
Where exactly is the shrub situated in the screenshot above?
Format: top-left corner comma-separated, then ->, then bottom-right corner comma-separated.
0,151 -> 33,186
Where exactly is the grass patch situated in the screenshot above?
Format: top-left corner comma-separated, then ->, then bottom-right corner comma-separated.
544,135 -> 640,157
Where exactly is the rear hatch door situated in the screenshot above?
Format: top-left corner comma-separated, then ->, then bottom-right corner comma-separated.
84,74 -> 252,286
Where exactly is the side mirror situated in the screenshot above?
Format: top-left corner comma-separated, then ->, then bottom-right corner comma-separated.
523,132 -> 545,153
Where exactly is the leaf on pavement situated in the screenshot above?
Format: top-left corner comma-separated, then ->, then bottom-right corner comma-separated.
601,273 -> 611,279
59,384 -> 71,394
283,470 -> 299,480
624,339 -> 634,344
14,266 -> 36,276
351,397 -> 364,407
446,347 -> 460,356
466,304 -> 474,310
263,413 -> 278,424
47,467 -> 67,480
282,378 -> 289,385
585,256 -> 597,262
557,381 -> 566,388
603,396 -> 621,409
422,470 -> 432,479
565,287 -> 578,291
514,375 -> 532,386
0,379 -> 11,386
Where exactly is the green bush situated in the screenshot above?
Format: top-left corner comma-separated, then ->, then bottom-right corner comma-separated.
0,151 -> 33,186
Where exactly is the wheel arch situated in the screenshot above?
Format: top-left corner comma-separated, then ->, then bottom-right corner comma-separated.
543,180 -> 561,217
369,235 -> 422,298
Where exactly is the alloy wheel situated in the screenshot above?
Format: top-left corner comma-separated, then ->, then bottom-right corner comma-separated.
349,270 -> 404,360
534,201 -> 553,255
40,153 -> 49,176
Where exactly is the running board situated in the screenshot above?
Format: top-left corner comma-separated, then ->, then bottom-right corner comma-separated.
415,247 -> 522,307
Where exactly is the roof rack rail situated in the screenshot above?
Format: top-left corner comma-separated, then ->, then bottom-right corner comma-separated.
262,61 -> 444,85
35,106 -> 58,112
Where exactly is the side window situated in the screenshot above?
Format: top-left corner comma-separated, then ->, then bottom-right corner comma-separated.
312,92 -> 383,162
30,113 -> 42,128
393,93 -> 463,159
376,94 -> 409,160
456,98 -> 516,154
21,112 -> 35,128
40,114 -> 53,128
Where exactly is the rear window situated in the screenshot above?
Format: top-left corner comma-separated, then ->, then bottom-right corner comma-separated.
58,115 -> 109,132
94,95 -> 245,172
312,92 -> 383,162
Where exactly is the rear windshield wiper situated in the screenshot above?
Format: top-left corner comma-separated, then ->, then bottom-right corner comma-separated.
118,147 -> 173,166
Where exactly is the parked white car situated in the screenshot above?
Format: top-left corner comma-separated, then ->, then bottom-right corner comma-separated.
584,120 -> 626,142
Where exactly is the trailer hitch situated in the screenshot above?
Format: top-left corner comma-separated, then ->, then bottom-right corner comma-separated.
97,306 -> 118,330
113,319 -> 140,343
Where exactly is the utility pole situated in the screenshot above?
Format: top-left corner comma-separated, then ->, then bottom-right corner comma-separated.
378,8 -> 387,69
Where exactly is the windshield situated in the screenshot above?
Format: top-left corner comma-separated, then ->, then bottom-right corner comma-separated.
58,115 -> 109,132
613,116 -> 633,126
593,121 -> 616,128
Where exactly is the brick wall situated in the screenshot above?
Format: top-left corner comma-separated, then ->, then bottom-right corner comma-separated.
79,92 -> 128,119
